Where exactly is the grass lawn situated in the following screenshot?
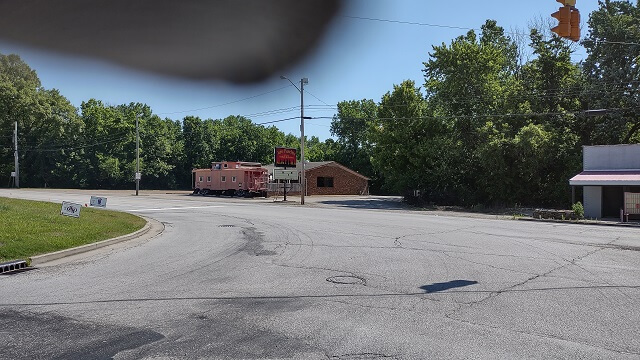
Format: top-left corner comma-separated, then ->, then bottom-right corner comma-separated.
0,197 -> 146,262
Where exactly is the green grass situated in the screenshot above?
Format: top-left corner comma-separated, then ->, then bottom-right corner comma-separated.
0,197 -> 146,262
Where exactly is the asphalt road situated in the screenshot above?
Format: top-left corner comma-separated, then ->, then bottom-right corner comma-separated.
1,189 -> 639,359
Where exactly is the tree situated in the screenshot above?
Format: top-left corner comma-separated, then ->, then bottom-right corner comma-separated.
79,100 -> 137,188
422,20 -> 520,204
370,80 -> 446,197
0,53 -> 83,188
330,99 -> 380,190
582,0 -> 640,144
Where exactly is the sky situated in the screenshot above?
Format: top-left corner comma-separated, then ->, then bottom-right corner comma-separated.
0,0 -> 600,141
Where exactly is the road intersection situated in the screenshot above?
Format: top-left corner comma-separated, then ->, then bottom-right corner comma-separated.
1,189 -> 639,359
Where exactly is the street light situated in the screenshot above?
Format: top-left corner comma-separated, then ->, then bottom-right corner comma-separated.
280,75 -> 308,205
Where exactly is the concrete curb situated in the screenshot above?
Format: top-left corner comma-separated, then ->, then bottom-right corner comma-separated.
29,216 -> 162,266
517,217 -> 640,228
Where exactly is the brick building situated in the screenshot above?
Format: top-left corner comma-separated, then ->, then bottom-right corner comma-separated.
266,161 -> 370,196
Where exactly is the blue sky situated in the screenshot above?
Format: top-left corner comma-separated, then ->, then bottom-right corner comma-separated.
0,1 -> 600,140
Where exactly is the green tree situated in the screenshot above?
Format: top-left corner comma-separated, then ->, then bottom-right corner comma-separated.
422,20 -> 520,204
0,53 -> 83,188
79,100 -> 137,188
330,99 -> 380,190
582,0 -> 640,144
370,80 -> 446,197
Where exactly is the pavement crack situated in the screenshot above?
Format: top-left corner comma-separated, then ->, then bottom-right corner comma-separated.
330,353 -> 398,359
449,245 -> 610,313
443,311 -> 640,357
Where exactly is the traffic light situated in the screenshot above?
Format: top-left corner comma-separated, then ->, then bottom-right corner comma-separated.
551,0 -> 580,42
551,6 -> 571,38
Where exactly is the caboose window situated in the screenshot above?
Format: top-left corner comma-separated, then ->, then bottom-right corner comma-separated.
221,176 -> 226,182
199,176 -> 203,182
207,176 -> 211,182
223,164 -> 228,168
232,176 -> 237,182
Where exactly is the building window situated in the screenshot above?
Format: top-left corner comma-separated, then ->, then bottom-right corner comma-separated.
221,176 -> 226,182
232,176 -> 237,182
317,177 -> 334,188
207,176 -> 211,182
198,176 -> 203,182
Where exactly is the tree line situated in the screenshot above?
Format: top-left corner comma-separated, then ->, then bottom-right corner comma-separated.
1,1 -> 638,207
331,1 -> 640,206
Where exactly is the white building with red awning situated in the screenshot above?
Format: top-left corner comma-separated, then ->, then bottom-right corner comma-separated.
569,145 -> 640,219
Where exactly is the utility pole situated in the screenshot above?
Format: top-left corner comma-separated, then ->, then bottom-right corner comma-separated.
136,113 -> 140,196
13,121 -> 19,188
280,75 -> 309,205
300,77 -> 308,205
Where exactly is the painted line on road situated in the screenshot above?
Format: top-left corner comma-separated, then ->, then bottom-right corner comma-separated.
129,205 -> 224,212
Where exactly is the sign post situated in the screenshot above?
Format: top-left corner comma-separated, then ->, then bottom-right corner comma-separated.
274,147 -> 297,202
274,169 -> 299,201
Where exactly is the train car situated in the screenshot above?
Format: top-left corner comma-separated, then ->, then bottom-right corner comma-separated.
192,161 -> 268,197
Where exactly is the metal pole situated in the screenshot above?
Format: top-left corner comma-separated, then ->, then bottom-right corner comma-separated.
136,114 -> 140,196
14,121 -> 19,188
300,78 -> 307,205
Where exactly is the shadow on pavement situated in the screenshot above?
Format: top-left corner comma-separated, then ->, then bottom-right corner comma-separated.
318,198 -> 408,210
420,280 -> 478,293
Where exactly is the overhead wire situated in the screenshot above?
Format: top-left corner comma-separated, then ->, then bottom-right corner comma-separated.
22,134 -> 131,153
309,106 -> 639,122
343,15 -> 640,47
156,85 -> 291,115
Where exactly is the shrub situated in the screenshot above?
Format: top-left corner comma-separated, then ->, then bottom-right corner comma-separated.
572,202 -> 584,219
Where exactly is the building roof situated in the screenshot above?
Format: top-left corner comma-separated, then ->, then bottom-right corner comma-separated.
305,161 -> 370,180
569,170 -> 640,186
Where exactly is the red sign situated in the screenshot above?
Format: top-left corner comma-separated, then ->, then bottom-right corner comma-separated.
275,147 -> 297,167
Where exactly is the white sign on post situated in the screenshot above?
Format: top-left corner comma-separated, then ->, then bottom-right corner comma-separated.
90,196 -> 107,208
135,172 -> 142,180
61,201 -> 81,218
273,169 -> 298,181
10,171 -> 16,177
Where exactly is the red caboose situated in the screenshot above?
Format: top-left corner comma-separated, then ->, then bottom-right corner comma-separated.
192,161 -> 268,197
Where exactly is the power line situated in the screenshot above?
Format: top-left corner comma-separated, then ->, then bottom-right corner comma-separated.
344,15 -> 640,47
312,106 -> 639,122
304,89 -> 332,107
343,15 -> 480,32
23,135 -> 130,153
156,85 -> 291,115
19,130 -> 132,150
254,117 -> 300,126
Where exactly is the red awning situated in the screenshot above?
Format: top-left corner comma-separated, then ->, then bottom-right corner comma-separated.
569,171 -> 640,186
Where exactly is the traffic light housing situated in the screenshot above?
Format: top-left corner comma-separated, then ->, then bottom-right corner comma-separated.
551,6 -> 571,38
551,4 -> 580,41
569,8 -> 580,41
